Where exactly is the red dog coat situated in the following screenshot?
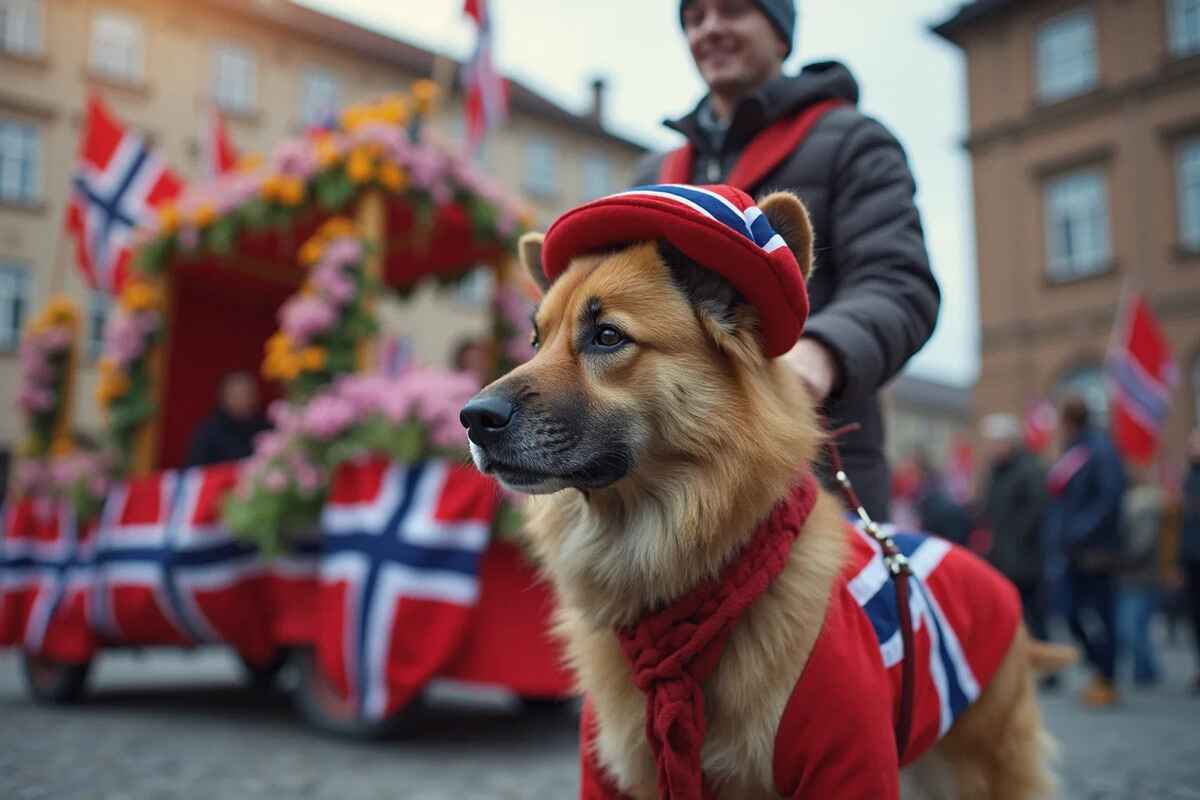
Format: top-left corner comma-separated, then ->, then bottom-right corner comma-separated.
580,521 -> 1022,799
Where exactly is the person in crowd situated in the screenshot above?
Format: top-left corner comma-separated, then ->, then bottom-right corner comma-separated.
1180,429 -> 1200,692
913,450 -> 972,547
634,0 -> 939,521
1043,395 -> 1127,707
1118,470 -> 1168,687
980,413 -> 1050,643
185,372 -> 270,467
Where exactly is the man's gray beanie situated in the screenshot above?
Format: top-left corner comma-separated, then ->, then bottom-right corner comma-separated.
680,0 -> 796,56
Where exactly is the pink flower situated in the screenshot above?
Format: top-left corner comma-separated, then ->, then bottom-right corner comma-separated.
300,394 -> 357,440
271,140 -> 319,179
279,296 -> 337,344
18,386 -> 54,413
408,145 -> 445,189
263,469 -> 288,492
88,475 -> 110,497
41,327 -> 73,353
104,311 -> 147,367
268,400 -> 301,434
253,431 -> 287,460
312,263 -> 357,305
321,237 -> 364,269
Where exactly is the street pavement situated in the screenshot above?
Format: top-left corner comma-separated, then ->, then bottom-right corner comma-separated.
2,632 -> 1198,799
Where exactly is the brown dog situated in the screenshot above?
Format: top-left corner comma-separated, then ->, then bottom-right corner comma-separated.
462,190 -> 1073,799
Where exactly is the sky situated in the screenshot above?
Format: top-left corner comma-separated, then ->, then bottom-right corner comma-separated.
301,0 -> 978,387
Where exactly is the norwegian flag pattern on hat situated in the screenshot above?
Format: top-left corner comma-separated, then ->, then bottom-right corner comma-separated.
540,183 -> 810,358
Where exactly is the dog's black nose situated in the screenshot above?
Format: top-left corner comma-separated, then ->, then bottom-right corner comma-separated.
460,393 -> 516,444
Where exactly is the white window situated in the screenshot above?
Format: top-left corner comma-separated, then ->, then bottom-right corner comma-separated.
1036,8 -> 1098,102
1055,364 -> 1109,426
0,119 -> 40,204
300,68 -> 338,128
1178,137 -> 1200,251
1169,0 -> 1200,57
89,9 -> 144,83
524,138 -> 558,197
213,44 -> 256,114
0,263 -> 28,351
582,153 -> 611,199
0,0 -> 41,56
453,266 -> 495,308
87,290 -> 110,361
1044,167 -> 1111,280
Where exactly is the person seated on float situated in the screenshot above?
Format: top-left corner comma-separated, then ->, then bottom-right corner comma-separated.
185,371 -> 270,467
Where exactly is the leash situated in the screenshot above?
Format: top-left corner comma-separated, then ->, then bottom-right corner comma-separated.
826,424 -> 917,761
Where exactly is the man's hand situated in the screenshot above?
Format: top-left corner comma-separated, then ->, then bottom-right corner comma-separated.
784,337 -> 841,402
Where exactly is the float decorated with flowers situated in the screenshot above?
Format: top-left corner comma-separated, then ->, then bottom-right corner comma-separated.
1,85 -> 570,734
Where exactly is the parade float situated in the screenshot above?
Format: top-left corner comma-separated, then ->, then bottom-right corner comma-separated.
1,86 -> 573,736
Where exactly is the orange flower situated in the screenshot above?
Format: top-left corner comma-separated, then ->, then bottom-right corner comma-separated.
44,295 -> 79,327
157,203 -> 180,235
193,202 -> 217,228
410,80 -> 440,115
340,106 -> 368,133
96,359 -> 131,406
320,218 -> 356,239
298,237 -> 325,265
260,175 -> 283,202
300,347 -> 327,371
50,436 -> 74,457
236,153 -> 264,172
379,162 -> 408,192
346,148 -> 375,184
120,281 -> 160,313
278,176 -> 305,206
314,135 -> 342,169
378,94 -> 411,126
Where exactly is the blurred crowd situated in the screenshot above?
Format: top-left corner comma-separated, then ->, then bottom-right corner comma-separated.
899,396 -> 1200,708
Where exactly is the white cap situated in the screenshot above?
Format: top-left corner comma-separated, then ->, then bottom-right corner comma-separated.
980,413 -> 1021,442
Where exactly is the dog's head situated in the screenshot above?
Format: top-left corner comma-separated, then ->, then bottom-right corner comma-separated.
460,191 -> 815,497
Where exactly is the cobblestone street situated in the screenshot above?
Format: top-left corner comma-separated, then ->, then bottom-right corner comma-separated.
2,633 -> 1198,799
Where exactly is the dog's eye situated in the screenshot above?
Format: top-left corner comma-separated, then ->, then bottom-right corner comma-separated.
593,326 -> 625,349
530,332 -> 540,350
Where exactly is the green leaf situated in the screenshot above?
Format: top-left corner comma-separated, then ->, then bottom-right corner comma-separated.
205,217 -> 239,255
315,171 -> 355,211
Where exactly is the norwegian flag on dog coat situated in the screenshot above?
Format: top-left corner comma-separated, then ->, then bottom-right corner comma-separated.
580,521 -> 1022,799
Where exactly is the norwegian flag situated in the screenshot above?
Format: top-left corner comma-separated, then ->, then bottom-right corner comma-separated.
462,0 -> 509,152
1107,293 -> 1177,464
1023,399 -> 1057,454
204,106 -> 240,177
0,500 -> 97,663
65,94 -> 183,293
88,463 -> 276,664
316,457 -> 500,720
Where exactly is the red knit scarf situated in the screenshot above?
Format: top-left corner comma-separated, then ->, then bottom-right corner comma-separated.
615,472 -> 820,800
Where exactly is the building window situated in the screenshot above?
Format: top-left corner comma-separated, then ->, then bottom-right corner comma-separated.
524,138 -> 558,197
89,9 -> 144,83
0,263 -> 28,351
1055,363 -> 1109,426
0,119 -> 40,204
0,0 -> 42,56
87,290 -> 110,361
1044,167 -> 1111,281
299,68 -> 338,128
582,153 -> 610,199
453,266 -> 495,308
213,44 -> 256,114
1036,8 -> 1098,103
1169,0 -> 1200,57
1178,136 -> 1200,252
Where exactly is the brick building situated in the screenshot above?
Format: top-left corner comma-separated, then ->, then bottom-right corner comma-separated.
933,0 -> 1200,473
0,0 -> 644,468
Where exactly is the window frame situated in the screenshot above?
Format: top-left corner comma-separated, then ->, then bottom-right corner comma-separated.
0,117 -> 41,205
582,152 -> 611,200
1168,0 -> 1200,58
299,67 -> 339,128
89,8 -> 145,84
212,43 -> 257,115
0,0 -> 43,57
1177,135 -> 1200,252
523,138 -> 559,198
1042,165 -> 1113,282
0,262 -> 29,352
1035,7 -> 1099,104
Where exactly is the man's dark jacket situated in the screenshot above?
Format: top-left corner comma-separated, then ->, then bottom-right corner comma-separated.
185,410 -> 269,467
1181,460 -> 1200,564
633,62 -> 940,520
982,448 -> 1048,586
1041,427 -> 1127,573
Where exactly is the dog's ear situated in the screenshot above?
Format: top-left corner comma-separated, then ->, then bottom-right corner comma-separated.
757,191 -> 814,281
518,232 -> 551,294
658,241 -> 762,366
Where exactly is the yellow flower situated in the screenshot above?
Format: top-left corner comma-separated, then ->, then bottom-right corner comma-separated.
379,162 -> 408,192
157,203 -> 180,235
96,359 -> 131,406
340,106 -> 368,133
120,281 -> 160,312
45,296 -> 79,326
410,80 -> 440,115
278,176 -> 305,206
193,202 -> 217,228
260,174 -> 283,202
265,332 -> 293,356
346,148 -> 375,184
320,217 -> 357,239
298,237 -> 325,265
300,347 -> 327,371
315,136 -> 341,169
378,94 -> 411,126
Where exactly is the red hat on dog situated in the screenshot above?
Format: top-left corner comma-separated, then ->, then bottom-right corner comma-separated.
539,184 -> 808,358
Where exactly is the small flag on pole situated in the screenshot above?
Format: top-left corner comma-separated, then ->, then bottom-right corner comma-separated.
65,94 -> 183,293
204,106 -> 239,177
462,0 -> 508,153
1107,293 -> 1177,464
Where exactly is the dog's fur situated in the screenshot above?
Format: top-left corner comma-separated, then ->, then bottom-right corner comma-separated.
466,192 -> 1073,799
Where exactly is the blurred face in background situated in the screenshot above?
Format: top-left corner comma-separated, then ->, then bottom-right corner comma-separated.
1190,429 -> 1200,462
221,373 -> 259,421
683,0 -> 786,103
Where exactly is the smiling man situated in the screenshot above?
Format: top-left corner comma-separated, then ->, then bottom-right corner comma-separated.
635,0 -> 940,521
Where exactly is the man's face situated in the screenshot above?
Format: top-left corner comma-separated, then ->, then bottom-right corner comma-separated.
222,376 -> 259,420
683,0 -> 786,98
